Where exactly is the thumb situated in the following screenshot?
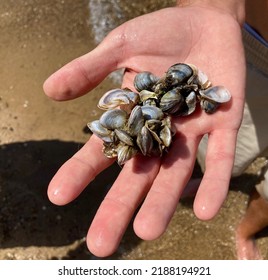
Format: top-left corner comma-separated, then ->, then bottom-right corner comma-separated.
43,33 -> 124,101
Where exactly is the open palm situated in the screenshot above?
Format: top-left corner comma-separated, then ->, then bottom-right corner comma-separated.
44,5 -> 246,257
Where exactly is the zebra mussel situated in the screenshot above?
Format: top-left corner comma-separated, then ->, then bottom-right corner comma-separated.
88,63 -> 231,165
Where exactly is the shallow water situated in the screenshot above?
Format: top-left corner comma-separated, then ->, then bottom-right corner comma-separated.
88,0 -> 177,84
0,0 -> 267,260
88,0 -> 176,43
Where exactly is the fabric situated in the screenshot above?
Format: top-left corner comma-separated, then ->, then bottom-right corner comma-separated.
244,23 -> 268,48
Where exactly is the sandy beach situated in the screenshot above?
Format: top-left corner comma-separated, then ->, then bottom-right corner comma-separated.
0,0 -> 267,259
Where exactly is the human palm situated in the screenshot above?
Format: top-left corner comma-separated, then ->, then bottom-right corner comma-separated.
44,6 -> 246,257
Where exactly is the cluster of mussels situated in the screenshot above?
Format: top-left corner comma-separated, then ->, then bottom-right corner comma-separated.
88,63 -> 231,165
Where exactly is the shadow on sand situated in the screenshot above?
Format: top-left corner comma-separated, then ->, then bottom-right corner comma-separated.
1,140 -> 267,259
0,140 -> 142,259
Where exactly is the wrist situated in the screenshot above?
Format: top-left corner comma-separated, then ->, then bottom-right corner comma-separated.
176,0 -> 245,25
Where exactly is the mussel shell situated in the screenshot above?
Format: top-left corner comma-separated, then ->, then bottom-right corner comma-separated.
120,90 -> 140,113
114,129 -> 134,146
186,91 -> 197,114
139,90 -> 158,102
98,88 -> 139,111
199,86 -> 231,103
153,77 -> 170,95
99,108 -> 127,130
134,71 -> 159,92
200,99 -> 219,114
117,144 -> 138,165
162,116 -> 176,136
160,125 -> 172,147
126,90 -> 140,104
87,120 -> 113,142
142,99 -> 157,106
137,126 -> 154,156
165,63 -> 194,86
90,63 -> 232,162
141,105 -> 164,120
103,142 -> 118,158
159,88 -> 184,114
127,105 -> 145,136
145,119 -> 162,132
193,67 -> 212,89
179,91 -> 197,116
98,88 -> 130,110
145,120 -> 162,144
161,116 -> 172,130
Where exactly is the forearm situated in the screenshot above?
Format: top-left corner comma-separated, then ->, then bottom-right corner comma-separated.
176,0 -> 245,25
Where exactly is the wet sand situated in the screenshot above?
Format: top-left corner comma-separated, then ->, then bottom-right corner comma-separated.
0,0 -> 267,260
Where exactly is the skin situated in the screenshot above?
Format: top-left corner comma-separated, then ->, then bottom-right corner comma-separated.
43,2 -> 246,257
236,189 -> 268,260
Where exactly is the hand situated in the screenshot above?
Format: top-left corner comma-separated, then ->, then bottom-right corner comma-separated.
44,5 -> 246,257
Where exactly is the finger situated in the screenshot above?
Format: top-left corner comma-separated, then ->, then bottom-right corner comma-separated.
193,128 -> 237,220
43,32 -> 124,101
87,155 -> 161,257
134,133 -> 199,240
47,135 -> 114,205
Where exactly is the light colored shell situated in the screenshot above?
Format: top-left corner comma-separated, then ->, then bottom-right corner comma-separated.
103,142 -> 118,158
196,69 -> 212,89
145,119 -> 162,132
139,90 -> 158,102
99,108 -> 127,130
199,86 -> 231,103
98,88 -> 129,110
160,125 -> 172,147
145,119 -> 162,144
187,64 -> 212,89
186,91 -> 197,114
199,86 -> 231,114
162,116 -> 176,136
87,120 -> 113,142
98,88 -> 139,111
117,144 -> 138,165
142,99 -> 157,106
